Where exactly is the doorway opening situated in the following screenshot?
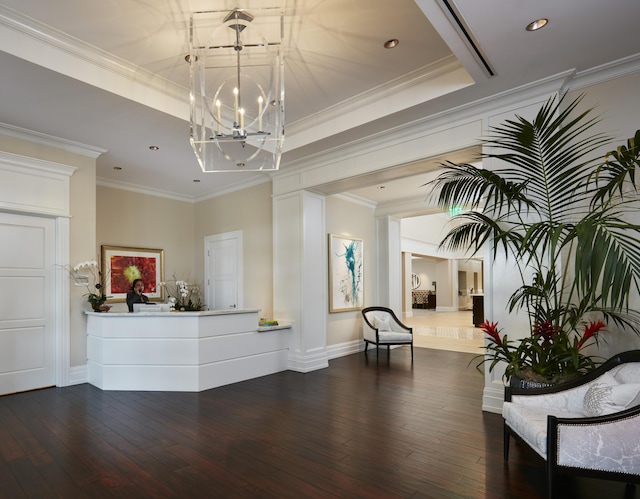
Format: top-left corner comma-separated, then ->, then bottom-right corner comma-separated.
401,214 -> 484,354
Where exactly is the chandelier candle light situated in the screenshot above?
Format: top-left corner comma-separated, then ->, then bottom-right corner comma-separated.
189,6 -> 284,172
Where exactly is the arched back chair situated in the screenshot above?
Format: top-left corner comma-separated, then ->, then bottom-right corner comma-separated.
361,306 -> 413,360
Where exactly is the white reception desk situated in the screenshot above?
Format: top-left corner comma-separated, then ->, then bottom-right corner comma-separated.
86,309 -> 291,392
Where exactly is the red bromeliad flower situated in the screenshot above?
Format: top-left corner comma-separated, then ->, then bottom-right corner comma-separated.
532,320 -> 562,344
577,320 -> 607,349
481,320 -> 502,345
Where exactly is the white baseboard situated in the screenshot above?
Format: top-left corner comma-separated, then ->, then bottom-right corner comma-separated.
436,306 -> 457,312
287,348 -> 329,373
326,339 -> 363,360
66,364 -> 88,386
482,384 -> 504,414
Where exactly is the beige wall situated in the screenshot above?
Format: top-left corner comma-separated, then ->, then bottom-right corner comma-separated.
0,135 -> 97,367
412,257 -> 438,292
193,181 -> 273,316
567,73 -> 640,357
96,181 -> 273,320
69,157 -> 97,365
569,72 -> 640,144
96,185 -> 196,313
402,213 -> 451,246
325,195 -> 376,346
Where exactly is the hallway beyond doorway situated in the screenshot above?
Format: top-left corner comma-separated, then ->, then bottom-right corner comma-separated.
403,310 -> 484,354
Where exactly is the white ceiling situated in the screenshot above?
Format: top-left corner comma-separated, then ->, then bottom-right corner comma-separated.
1,0 -> 639,203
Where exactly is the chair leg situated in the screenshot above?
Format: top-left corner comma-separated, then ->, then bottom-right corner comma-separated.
364,342 -> 368,354
410,343 -> 413,361
376,345 -> 379,359
503,424 -> 510,461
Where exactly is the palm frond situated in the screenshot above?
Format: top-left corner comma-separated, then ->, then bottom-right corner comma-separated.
426,162 -> 533,218
483,94 -> 610,223
573,210 -> 640,309
592,129 -> 640,204
438,211 -> 523,259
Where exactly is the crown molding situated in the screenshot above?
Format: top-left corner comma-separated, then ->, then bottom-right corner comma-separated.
0,4 -> 189,120
0,150 -> 77,177
285,56 -> 473,152
192,176 -> 272,203
279,69 -> 575,178
96,177 -> 195,203
276,53 -> 640,196
375,195 -> 441,219
567,52 -> 640,92
287,55 -> 464,130
97,174 -> 272,204
330,193 -> 377,210
0,122 -> 106,159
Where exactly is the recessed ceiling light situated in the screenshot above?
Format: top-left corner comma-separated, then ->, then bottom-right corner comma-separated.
149,145 -> 159,151
113,166 -> 122,170
526,18 -> 548,31
383,39 -> 399,49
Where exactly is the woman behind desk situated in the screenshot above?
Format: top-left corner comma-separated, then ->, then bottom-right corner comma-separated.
126,279 -> 149,312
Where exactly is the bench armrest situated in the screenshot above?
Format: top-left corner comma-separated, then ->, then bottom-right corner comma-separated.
549,404 -> 640,477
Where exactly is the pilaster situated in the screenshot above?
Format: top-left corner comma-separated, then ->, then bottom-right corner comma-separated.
273,190 -> 328,372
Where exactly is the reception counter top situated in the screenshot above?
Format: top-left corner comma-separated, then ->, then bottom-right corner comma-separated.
86,308 -> 260,318
86,308 -> 291,392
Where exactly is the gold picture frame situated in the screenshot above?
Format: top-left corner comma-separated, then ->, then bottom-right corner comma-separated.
101,245 -> 164,302
328,234 -> 364,313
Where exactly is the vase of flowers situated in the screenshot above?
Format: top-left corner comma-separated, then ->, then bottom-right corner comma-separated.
65,259 -> 110,312
88,295 -> 107,312
160,277 -> 204,311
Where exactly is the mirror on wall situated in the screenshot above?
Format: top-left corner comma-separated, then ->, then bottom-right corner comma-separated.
411,273 -> 421,290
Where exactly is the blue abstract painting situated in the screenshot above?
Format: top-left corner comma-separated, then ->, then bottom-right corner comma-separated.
329,234 -> 363,312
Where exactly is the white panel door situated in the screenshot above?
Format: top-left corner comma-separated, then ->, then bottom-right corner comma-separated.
205,231 -> 243,310
0,212 -> 56,395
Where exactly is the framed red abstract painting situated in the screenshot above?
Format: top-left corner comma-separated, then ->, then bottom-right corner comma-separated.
101,245 -> 164,302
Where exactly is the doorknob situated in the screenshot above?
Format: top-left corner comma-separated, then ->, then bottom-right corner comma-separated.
230,304 -> 236,308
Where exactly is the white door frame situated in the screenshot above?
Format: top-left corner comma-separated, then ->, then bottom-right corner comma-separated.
0,151 -> 75,389
204,230 -> 243,310
55,216 -> 71,387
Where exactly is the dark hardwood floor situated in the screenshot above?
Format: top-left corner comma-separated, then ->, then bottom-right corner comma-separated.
0,348 -> 636,498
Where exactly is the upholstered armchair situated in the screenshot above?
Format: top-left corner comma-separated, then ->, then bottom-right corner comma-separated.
361,306 -> 413,359
503,350 -> 640,497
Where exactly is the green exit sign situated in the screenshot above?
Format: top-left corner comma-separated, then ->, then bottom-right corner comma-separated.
449,205 -> 464,217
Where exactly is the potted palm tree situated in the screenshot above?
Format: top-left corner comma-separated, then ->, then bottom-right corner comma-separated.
428,94 -> 640,386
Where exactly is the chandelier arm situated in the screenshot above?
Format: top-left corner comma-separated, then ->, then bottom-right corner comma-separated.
233,12 -> 243,116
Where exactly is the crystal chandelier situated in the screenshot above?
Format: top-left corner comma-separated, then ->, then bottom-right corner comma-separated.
189,7 -> 284,172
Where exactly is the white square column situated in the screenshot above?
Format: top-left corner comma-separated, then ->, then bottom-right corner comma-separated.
375,215 -> 402,315
273,190 -> 328,372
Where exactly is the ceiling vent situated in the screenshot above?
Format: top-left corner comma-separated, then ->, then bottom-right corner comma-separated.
439,0 -> 496,77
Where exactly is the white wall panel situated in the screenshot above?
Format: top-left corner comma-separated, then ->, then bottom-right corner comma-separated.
0,151 -> 75,216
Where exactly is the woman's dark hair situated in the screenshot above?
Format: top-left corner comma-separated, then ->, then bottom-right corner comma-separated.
130,278 -> 143,291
